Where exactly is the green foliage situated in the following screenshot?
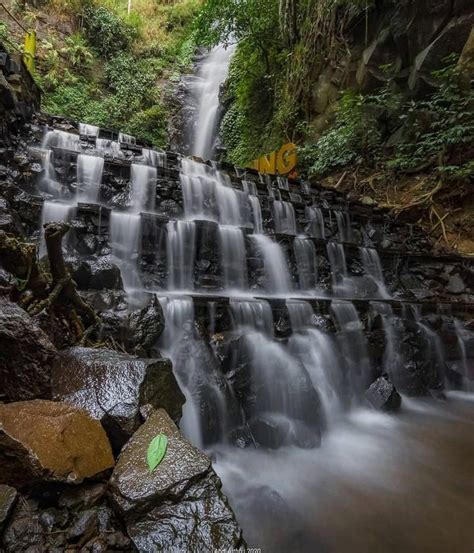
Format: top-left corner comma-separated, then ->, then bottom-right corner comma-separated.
32,0 -> 198,147
61,34 -> 94,70
84,5 -> 137,59
220,41 -> 280,165
299,56 -> 474,178
387,59 -> 474,177
300,91 -> 382,176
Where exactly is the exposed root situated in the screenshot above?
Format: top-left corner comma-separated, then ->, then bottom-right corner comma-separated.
1,223 -> 98,344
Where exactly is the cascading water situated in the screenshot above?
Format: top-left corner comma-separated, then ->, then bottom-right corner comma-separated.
76,154 -> 104,203
273,200 -> 297,234
251,234 -> 291,293
35,95 -> 474,548
191,43 -> 236,159
306,206 -> 325,239
360,247 -> 390,298
219,226 -> 248,290
331,300 -> 371,396
294,236 -> 318,290
129,163 -> 157,212
166,220 -> 196,291
109,211 -> 142,291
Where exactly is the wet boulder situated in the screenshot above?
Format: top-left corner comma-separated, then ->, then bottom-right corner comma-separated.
124,295 -> 165,356
0,400 -> 114,488
1,483 -> 133,552
108,409 -> 246,552
52,347 -> 184,452
70,256 -> 122,290
0,300 -> 57,401
365,376 -> 402,412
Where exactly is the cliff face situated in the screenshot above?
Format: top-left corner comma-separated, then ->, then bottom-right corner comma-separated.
303,0 -> 473,134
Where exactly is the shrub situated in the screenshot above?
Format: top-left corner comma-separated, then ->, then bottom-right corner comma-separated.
300,91 -> 382,176
83,6 -> 137,58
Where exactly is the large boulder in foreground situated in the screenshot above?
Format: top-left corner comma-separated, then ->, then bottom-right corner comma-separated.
52,347 -> 184,452
108,409 -> 246,552
0,300 -> 56,401
0,400 -> 114,488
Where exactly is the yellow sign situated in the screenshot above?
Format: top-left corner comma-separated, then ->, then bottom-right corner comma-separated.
23,31 -> 36,74
249,143 -> 297,175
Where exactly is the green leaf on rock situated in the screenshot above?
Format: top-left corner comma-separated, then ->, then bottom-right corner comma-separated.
147,434 -> 168,472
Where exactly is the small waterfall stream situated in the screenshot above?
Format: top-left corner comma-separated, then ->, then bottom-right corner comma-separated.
190,43 -> 236,159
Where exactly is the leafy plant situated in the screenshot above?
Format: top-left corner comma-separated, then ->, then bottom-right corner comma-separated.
387,56 -> 474,176
300,91 -> 382,176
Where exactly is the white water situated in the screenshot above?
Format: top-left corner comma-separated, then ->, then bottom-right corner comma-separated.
294,236 -> 318,290
306,206 -> 325,239
252,234 -> 292,293
167,220 -> 196,291
109,211 -> 142,291
130,164 -> 157,212
76,154 -> 104,203
219,226 -> 248,290
192,43 -> 236,159
273,200 -> 297,234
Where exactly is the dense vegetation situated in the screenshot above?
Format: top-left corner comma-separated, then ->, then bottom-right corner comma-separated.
196,0 -> 473,180
0,0 -> 200,147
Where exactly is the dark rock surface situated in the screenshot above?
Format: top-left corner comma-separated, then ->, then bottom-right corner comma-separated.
52,347 -> 184,452
109,408 -> 246,552
0,300 -> 57,402
0,486 -> 17,531
1,483 -> 134,552
0,400 -> 114,487
125,294 -> 165,356
365,376 -> 402,412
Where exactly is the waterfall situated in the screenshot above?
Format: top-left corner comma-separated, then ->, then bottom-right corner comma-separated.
79,123 -> 99,137
192,43 -> 236,159
327,242 -> 348,295
96,138 -> 122,157
273,200 -> 297,234
360,247 -> 390,298
142,148 -> 166,167
294,236 -> 318,290
335,210 -> 352,242
331,300 -> 371,396
166,220 -> 196,291
34,113 -> 474,550
230,298 -> 273,335
109,212 -> 142,291
42,129 -> 80,151
76,154 -> 104,203
160,296 -> 240,447
130,164 -> 157,212
251,234 -> 291,294
306,206 -> 325,239
219,226 -> 248,290
286,299 -> 315,329
248,196 -> 263,233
